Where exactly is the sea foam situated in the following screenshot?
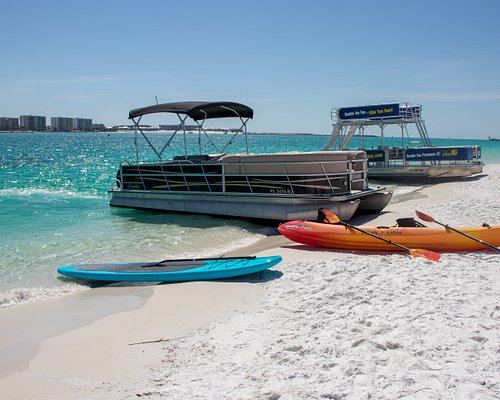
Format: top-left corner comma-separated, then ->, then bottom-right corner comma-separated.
0,284 -> 85,308
0,187 -> 103,200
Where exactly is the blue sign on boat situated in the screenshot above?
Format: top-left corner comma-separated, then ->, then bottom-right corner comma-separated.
365,149 -> 386,162
405,147 -> 475,161
338,103 -> 400,120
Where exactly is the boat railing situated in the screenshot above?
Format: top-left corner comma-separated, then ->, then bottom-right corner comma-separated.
113,160 -> 131,190
409,159 -> 479,167
114,177 -> 122,190
374,158 -> 481,168
367,145 -> 483,169
117,158 -> 368,195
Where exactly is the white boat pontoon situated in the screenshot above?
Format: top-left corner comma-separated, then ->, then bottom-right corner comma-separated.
109,101 -> 391,221
323,102 -> 483,182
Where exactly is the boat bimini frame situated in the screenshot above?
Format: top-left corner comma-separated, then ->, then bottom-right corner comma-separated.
128,101 -> 254,162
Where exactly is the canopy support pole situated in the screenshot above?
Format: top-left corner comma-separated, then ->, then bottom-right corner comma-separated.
132,116 -> 163,161
157,114 -> 189,159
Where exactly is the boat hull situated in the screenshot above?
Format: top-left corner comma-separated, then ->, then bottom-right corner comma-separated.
355,191 -> 392,214
109,190 -> 362,221
368,164 -> 484,183
278,221 -> 500,252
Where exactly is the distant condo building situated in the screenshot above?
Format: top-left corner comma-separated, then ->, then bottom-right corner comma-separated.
0,117 -> 19,131
73,118 -> 92,131
51,117 -> 93,132
51,117 -> 73,132
2,114 -> 98,132
20,115 -> 46,131
159,124 -> 198,131
92,123 -> 106,131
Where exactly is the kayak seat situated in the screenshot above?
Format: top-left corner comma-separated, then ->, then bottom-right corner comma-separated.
395,218 -> 427,228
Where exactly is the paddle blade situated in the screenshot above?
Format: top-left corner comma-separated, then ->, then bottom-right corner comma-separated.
415,210 -> 435,223
409,248 -> 441,261
318,208 -> 340,224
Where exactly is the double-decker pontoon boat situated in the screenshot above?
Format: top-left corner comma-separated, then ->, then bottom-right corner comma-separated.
323,102 -> 484,182
109,101 -> 391,221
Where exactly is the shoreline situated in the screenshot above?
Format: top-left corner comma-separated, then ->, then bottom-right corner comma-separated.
0,165 -> 498,398
0,279 -> 269,397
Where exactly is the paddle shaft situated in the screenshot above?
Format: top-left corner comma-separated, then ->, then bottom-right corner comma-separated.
416,210 -> 500,252
318,208 -> 440,261
438,222 -> 500,252
338,221 -> 415,253
145,255 -> 257,268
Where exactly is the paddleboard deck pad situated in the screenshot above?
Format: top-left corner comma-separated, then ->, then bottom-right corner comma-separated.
57,255 -> 282,282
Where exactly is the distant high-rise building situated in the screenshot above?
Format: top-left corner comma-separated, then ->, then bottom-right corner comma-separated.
73,118 -> 92,131
51,117 -> 74,132
20,115 -> 46,131
0,117 -> 19,131
159,124 -> 198,131
92,123 -> 106,131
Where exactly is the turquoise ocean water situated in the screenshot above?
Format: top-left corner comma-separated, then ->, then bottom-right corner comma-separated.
1,131 -> 499,306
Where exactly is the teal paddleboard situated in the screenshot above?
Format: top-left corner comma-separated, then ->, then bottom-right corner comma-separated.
57,255 -> 282,282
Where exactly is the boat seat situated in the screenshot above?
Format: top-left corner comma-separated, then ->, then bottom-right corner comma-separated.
395,218 -> 427,228
220,151 -> 355,175
173,154 -> 211,163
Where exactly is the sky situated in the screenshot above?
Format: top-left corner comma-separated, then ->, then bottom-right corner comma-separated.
1,0 -> 499,139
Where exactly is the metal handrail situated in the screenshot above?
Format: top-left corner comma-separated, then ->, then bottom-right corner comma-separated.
159,164 -> 171,191
125,159 -> 366,176
119,158 -> 368,195
116,160 -> 130,190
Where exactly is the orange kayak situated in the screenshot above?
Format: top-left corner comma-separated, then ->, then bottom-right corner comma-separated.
278,221 -> 500,252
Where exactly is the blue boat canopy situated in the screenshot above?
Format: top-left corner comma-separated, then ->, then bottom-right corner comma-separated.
129,101 -> 254,121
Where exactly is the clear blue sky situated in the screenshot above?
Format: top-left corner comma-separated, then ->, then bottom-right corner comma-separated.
1,0 -> 499,138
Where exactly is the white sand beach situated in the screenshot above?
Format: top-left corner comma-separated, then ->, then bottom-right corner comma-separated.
0,166 -> 499,399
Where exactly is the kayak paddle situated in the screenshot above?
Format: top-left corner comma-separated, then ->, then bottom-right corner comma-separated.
143,255 -> 257,268
319,208 -> 441,261
415,210 -> 500,252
